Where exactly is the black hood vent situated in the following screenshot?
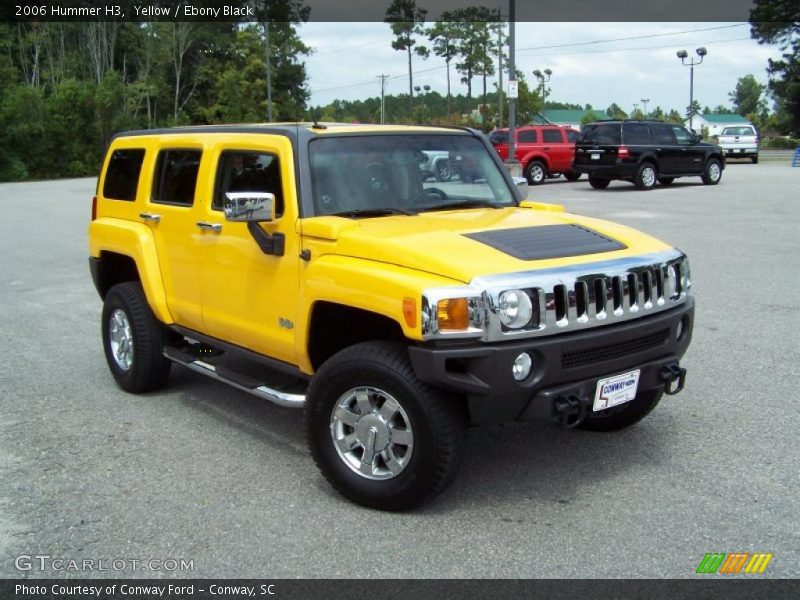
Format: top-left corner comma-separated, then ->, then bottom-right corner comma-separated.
464,224 -> 626,261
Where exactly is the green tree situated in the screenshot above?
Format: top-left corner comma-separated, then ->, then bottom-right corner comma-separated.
606,103 -> 628,119
427,19 -> 459,115
385,0 -> 428,113
729,74 -> 767,116
750,1 -> 800,133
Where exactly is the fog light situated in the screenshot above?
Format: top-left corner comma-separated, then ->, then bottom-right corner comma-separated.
512,352 -> 533,381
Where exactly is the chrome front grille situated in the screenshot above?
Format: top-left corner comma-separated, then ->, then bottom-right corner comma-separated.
473,249 -> 690,341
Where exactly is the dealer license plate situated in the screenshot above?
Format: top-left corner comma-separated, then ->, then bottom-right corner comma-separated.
591,152 -> 600,160
593,369 -> 640,411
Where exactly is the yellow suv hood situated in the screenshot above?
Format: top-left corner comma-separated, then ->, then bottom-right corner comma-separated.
300,206 -> 673,283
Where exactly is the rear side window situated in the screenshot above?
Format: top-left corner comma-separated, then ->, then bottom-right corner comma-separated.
213,151 -> 284,216
651,124 -> 676,144
623,123 -> 652,145
542,129 -> 562,143
518,130 -> 538,143
580,124 -> 621,145
103,149 -> 145,201
152,149 -> 202,206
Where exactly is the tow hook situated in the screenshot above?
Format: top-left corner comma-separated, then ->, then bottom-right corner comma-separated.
553,394 -> 590,429
660,363 -> 687,396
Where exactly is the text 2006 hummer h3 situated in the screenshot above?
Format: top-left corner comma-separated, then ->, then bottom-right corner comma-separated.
89,123 -> 693,510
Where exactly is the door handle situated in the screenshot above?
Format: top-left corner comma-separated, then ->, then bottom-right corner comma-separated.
196,221 -> 222,232
139,212 -> 161,223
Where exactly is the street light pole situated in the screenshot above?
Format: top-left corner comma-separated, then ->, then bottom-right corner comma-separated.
532,68 -> 552,118
640,98 -> 650,119
677,47 -> 707,131
506,0 -> 520,177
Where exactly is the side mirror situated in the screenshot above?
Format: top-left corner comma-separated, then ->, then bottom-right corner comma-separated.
512,176 -> 529,200
224,192 -> 275,222
691,133 -> 702,144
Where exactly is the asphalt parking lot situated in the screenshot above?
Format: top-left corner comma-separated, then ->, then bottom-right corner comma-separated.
0,159 -> 798,579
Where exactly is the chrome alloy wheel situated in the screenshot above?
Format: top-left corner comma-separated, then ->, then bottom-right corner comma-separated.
641,165 -> 656,188
707,162 -> 721,182
108,308 -> 134,371
330,386 -> 414,480
529,164 -> 544,183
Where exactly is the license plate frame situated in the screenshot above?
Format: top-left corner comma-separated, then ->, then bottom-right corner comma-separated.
590,152 -> 600,160
593,369 -> 641,412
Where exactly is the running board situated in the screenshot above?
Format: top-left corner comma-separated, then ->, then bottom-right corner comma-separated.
163,347 -> 306,409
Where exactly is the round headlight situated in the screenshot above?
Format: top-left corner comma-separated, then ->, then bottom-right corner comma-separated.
512,352 -> 533,381
498,289 -> 533,329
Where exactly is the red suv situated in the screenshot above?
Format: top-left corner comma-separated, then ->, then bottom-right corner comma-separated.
489,125 -> 581,185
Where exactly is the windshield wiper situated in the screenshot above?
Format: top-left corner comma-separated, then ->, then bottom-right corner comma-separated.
422,200 -> 503,212
331,207 -> 415,218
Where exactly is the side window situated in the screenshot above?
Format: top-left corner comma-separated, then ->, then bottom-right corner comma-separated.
518,130 -> 538,143
581,124 -> 621,145
566,129 -> 580,143
489,130 -> 508,145
152,149 -> 202,206
651,124 -> 676,145
623,123 -> 651,145
672,126 -> 692,145
542,129 -> 562,143
103,149 -> 145,201
213,151 -> 284,217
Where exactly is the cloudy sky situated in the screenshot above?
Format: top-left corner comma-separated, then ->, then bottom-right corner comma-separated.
298,21 -> 783,115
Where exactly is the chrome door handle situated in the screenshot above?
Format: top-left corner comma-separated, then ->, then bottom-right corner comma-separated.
196,221 -> 222,232
139,212 -> 161,223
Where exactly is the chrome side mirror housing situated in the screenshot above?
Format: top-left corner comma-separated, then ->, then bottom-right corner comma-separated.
224,192 -> 275,223
512,176 -> 529,200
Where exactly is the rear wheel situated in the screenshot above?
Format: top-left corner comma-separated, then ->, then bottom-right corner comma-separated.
577,389 -> 663,432
589,176 -> 610,189
524,160 -> 547,186
634,162 -> 657,190
564,170 -> 581,181
701,158 -> 722,185
102,282 -> 171,393
751,155 -> 759,164
658,176 -> 675,185
305,342 -> 467,511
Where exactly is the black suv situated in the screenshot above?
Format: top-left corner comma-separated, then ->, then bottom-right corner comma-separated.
573,120 -> 725,190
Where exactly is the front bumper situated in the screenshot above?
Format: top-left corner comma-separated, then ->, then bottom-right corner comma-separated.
408,298 -> 693,425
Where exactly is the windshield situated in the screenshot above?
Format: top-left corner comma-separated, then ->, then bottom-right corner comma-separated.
721,126 -> 754,136
309,134 -> 515,217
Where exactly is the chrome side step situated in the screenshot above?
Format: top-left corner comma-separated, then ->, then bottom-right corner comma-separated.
163,347 -> 306,409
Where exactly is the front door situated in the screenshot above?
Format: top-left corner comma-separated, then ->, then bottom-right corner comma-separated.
671,125 -> 705,173
197,135 -> 302,366
143,146 -> 205,329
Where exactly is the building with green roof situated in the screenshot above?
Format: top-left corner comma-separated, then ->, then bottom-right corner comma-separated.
532,109 -> 612,129
691,113 -> 752,135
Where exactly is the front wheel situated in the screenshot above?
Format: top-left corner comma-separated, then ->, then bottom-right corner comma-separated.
577,389 -> 663,432
634,162 -> 657,190
701,158 -> 722,185
305,342 -> 467,511
524,160 -> 547,186
102,282 -> 171,393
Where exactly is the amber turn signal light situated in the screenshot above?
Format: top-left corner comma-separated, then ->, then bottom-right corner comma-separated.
437,298 -> 469,331
402,297 -> 417,328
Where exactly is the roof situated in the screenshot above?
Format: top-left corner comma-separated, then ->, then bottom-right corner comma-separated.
540,109 -> 611,123
697,113 -> 750,124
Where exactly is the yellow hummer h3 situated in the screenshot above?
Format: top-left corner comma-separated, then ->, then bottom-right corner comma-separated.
89,123 -> 693,510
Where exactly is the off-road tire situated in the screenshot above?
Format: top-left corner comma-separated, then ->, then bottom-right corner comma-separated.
102,282 -> 172,393
305,341 -> 467,511
577,389 -> 663,432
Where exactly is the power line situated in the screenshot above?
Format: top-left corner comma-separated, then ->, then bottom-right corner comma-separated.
517,23 -> 748,53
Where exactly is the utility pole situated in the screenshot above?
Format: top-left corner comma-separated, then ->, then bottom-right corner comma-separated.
505,0 -> 520,178
497,6 -> 504,129
264,19 -> 272,122
377,74 -> 389,124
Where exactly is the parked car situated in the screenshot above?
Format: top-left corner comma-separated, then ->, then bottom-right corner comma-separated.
419,150 -> 453,181
573,120 -> 725,190
717,125 -> 759,163
489,125 -> 581,185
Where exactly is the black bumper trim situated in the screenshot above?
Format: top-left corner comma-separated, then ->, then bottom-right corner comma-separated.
408,298 -> 693,425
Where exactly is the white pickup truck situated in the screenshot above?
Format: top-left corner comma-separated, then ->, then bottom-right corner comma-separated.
717,125 -> 759,163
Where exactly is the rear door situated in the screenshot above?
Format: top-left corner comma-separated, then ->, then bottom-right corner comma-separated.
541,127 -> 572,172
